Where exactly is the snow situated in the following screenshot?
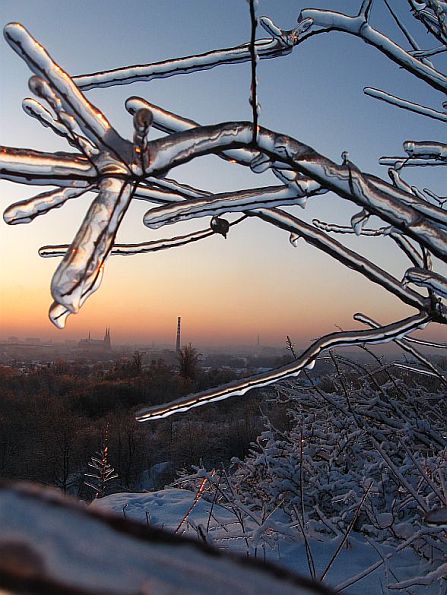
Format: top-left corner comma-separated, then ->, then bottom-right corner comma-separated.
92,488 -> 440,594
0,483 -> 332,595
91,488 -> 236,530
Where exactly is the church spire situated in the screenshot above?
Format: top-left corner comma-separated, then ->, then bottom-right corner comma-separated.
104,327 -> 111,349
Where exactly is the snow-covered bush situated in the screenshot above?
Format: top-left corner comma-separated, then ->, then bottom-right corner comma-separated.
235,379 -> 445,527
178,360 -> 447,590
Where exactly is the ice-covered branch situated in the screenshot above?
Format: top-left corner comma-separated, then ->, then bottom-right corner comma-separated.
136,313 -> 430,421
3,181 -> 188,227
70,4 -> 447,97
1,17 -> 446,338
383,0 -> 425,54
4,23 -> 131,162
0,147 -> 95,186
248,0 -> 259,144
72,18 -> 306,91
364,88 -> 447,122
22,98 -> 96,155
132,184 -> 186,205
388,562 -> 447,589
404,335 -> 447,349
410,44 -> 447,57
253,208 -> 430,312
312,220 -> 425,268
143,185 -> 309,229
312,219 -> 390,237
3,186 -> 92,225
125,98 -> 280,174
354,312 -> 447,385
40,228 -> 212,258
379,156 -> 447,168
145,123 -> 447,262
392,362 -> 442,377
404,140 -> 447,160
404,267 -> 447,298
127,98 -> 325,198
297,7 -> 447,93
409,0 -> 447,45
40,216 -> 247,259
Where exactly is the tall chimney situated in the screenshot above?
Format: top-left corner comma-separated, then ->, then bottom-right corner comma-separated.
176,317 -> 181,352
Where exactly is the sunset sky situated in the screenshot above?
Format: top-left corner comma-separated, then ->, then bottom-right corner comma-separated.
0,0 -> 445,348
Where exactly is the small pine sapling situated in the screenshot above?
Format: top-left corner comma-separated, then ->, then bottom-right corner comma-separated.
84,427 -> 118,499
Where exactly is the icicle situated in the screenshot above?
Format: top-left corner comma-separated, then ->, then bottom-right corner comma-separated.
132,108 -> 153,174
50,178 -> 132,314
289,233 -> 300,247
250,152 -> 272,173
133,108 -> 153,139
133,108 -> 153,147
273,168 -> 324,205
49,265 -> 104,329
350,209 -> 370,235
403,267 -> 447,298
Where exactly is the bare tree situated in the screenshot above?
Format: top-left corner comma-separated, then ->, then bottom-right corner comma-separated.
0,1 -> 446,421
178,343 -> 201,383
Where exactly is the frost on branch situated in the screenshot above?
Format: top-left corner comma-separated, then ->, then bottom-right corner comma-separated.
1,3 -> 446,418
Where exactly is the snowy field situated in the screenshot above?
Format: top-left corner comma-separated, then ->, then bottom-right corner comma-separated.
0,483 -> 328,595
92,488 -> 443,594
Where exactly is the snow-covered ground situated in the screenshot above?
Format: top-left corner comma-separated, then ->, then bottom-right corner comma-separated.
0,483 -> 330,595
92,488 -> 441,594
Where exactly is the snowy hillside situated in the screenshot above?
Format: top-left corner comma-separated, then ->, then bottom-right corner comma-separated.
93,488 -> 443,594
0,482 -> 333,594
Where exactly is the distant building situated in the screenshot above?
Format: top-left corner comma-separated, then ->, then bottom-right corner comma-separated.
176,317 -> 181,352
78,328 -> 112,351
